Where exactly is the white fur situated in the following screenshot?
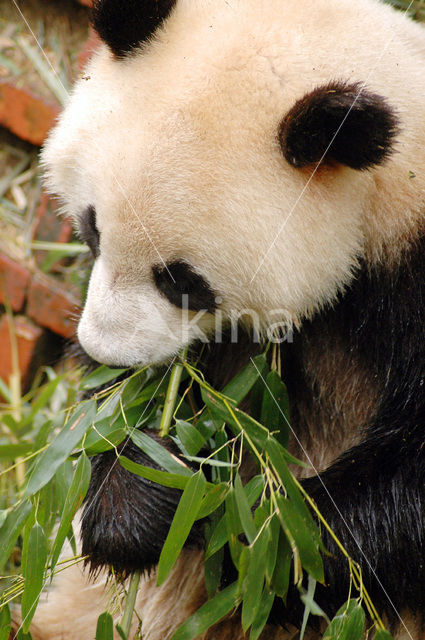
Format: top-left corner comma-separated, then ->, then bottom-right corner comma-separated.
34,0 -> 425,637
42,0 -> 425,367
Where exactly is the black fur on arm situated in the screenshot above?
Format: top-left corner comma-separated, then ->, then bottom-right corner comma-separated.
81,433 -> 203,577
298,417 -> 425,627
280,236 -> 425,629
279,81 -> 399,170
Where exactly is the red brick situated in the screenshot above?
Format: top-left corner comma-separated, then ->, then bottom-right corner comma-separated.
0,82 -> 59,146
0,314 -> 43,387
0,253 -> 31,312
27,273 -> 81,339
31,194 -> 74,270
33,194 -> 73,244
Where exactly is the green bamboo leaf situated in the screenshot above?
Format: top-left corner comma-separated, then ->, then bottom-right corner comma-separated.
176,420 -> 207,456
203,390 -> 270,449
50,453 -> 91,572
19,375 -> 63,428
225,487 -> 244,568
276,495 -> 324,583
171,582 -> 238,640
237,547 -> 250,597
234,474 -> 257,544
264,512 -> 280,583
157,470 -> 206,585
116,625 -> 127,640
323,600 -> 365,640
205,476 -> 264,559
0,443 -> 33,460
196,484 -> 228,520
120,372 -> 150,407
222,355 -> 267,405
261,370 -> 290,447
80,365 -> 127,390
95,612 -> 114,640
131,430 -> 192,475
204,539 -> 224,597
33,419 -> 54,454
84,424 -> 127,454
249,588 -> 275,640
241,526 -> 270,630
53,461 -> 74,514
24,400 -> 97,498
119,456 -> 190,489
183,456 -> 235,468
375,631 -> 395,640
267,439 -> 323,548
133,376 -> 169,404
21,523 -> 47,632
205,514 -> 228,560
270,528 -> 292,599
300,576 -> 328,640
0,604 -> 11,640
0,500 -> 32,570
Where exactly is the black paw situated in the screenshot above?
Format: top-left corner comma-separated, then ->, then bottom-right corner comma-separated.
81,435 -> 203,576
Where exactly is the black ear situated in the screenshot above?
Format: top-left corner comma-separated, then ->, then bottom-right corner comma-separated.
92,0 -> 176,59
279,82 -> 399,171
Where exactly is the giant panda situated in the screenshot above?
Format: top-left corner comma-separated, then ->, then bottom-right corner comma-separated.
22,0 -> 425,638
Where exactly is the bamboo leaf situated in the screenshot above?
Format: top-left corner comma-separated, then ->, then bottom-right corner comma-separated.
375,631 -> 395,640
0,500 -> 32,570
241,526 -> 270,630
323,600 -> 365,640
0,604 -> 11,640
267,439 -> 323,548
225,487 -> 243,568
176,420 -> 207,456
95,612 -> 114,640
119,456 -> 190,489
157,471 -> 206,585
234,474 -> 257,544
171,582 -> 238,640
276,495 -> 324,583
21,523 -> 47,632
205,476 -> 264,559
131,430 -> 192,475
261,371 -> 290,447
24,400 -> 97,497
0,443 -> 33,460
222,355 -> 267,405
80,365 -> 127,390
197,484 -> 228,520
50,453 -> 91,572
264,513 -> 280,584
83,420 -> 126,455
249,588 -> 275,640
270,526 -> 293,600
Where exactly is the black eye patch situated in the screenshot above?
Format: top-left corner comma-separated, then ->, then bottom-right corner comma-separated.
152,261 -> 217,313
78,205 -> 100,259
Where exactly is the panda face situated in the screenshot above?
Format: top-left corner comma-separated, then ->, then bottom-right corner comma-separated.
42,0 -> 424,368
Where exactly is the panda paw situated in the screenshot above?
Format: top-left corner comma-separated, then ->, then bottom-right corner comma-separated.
81,435 -> 204,577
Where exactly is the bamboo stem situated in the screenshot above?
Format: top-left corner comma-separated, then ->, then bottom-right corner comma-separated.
120,571 -> 141,638
159,349 -> 187,438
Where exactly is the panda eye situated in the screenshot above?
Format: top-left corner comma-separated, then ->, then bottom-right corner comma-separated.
152,261 -> 217,313
78,205 -> 100,259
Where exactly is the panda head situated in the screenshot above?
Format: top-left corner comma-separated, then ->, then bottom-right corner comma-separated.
42,0 -> 424,368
